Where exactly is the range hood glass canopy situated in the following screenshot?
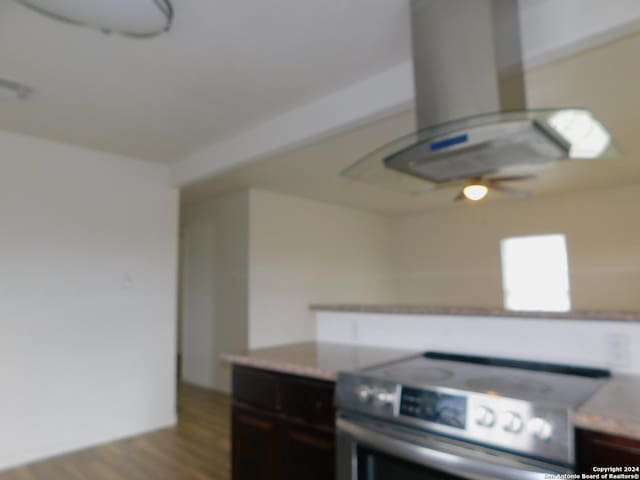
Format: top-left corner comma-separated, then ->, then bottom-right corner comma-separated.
342,1 -> 617,197
342,108 -> 616,195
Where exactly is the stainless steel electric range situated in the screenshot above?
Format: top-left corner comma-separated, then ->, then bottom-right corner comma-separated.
335,351 -> 610,480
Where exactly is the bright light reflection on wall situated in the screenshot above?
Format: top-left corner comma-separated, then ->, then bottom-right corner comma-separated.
500,234 -> 571,312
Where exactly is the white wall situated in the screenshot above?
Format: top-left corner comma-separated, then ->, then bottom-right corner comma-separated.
0,131 -> 179,472
248,190 -> 395,349
317,311 -> 640,375
180,191 -> 249,392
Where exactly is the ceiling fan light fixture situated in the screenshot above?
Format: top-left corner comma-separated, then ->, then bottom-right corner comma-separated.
16,0 -> 173,37
463,184 -> 488,202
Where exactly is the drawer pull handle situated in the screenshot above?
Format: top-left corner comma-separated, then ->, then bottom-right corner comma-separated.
593,438 -> 640,456
238,414 -> 273,431
290,431 -> 332,450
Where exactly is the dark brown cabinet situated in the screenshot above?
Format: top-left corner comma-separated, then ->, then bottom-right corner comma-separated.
280,375 -> 335,429
280,419 -> 335,480
577,428 -> 640,472
231,367 -> 640,478
232,405 -> 280,480
231,365 -> 336,480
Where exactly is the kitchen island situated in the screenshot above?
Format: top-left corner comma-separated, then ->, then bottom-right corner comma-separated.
222,342 -> 640,478
221,342 -> 414,480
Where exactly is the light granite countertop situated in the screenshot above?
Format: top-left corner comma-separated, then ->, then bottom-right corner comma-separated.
220,341 -> 418,382
574,374 -> 640,441
221,342 -> 640,441
310,304 -> 640,322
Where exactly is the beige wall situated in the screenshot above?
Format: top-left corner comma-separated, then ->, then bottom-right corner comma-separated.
390,183 -> 640,311
180,188 -> 395,389
248,190 -> 395,349
215,192 -> 250,391
180,202 -> 217,388
181,181 -> 640,389
180,191 -> 249,392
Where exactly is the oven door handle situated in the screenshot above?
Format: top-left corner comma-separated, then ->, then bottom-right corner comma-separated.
337,417 -> 567,480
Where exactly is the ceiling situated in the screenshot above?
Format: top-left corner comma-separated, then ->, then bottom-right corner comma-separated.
1,0 -> 639,182
0,0 -> 410,162
182,31 -> 640,215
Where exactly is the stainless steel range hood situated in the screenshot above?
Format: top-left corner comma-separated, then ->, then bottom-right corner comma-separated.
343,0 -> 615,194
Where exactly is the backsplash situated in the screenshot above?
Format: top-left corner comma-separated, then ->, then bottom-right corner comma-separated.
315,311 -> 640,375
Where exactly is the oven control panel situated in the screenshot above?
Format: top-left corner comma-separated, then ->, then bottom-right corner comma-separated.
335,373 -> 572,465
399,388 -> 571,465
400,387 -> 467,429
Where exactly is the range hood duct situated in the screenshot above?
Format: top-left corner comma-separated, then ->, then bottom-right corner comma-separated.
343,0 -> 615,193
412,0 -> 525,131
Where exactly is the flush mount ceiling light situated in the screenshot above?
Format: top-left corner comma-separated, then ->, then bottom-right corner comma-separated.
16,0 -> 173,37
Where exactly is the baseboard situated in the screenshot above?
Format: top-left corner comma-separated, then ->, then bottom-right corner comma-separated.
0,414 -> 177,473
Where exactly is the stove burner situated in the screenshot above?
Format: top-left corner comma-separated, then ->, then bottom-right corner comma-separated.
465,375 -> 552,396
381,366 -> 453,383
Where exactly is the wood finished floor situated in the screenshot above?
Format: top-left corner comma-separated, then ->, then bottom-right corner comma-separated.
0,383 -> 231,480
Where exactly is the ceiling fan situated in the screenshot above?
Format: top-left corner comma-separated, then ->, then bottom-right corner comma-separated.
453,174 -> 535,202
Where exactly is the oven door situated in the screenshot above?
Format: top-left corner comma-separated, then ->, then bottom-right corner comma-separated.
336,415 -> 572,480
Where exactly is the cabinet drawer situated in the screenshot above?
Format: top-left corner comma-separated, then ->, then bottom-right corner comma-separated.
232,366 -> 280,411
280,376 -> 335,429
577,428 -> 640,471
280,419 -> 335,480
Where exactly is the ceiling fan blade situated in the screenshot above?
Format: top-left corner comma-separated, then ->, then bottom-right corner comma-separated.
490,184 -> 530,198
488,174 -> 537,183
432,180 -> 466,190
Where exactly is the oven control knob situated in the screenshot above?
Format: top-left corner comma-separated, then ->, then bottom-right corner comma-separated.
474,406 -> 495,427
372,389 -> 395,406
527,417 -> 553,441
355,385 -> 373,403
499,411 -> 524,433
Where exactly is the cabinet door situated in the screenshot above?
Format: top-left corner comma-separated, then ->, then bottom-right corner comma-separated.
232,366 -> 280,412
281,420 -> 335,480
577,429 -> 640,471
232,404 -> 279,480
280,376 -> 335,429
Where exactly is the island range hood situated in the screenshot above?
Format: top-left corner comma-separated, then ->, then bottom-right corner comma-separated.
343,0 -> 615,194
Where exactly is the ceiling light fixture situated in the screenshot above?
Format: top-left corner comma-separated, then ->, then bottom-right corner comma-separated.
15,0 -> 173,37
463,184 -> 489,202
